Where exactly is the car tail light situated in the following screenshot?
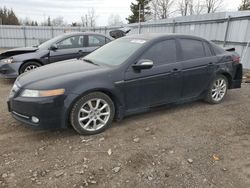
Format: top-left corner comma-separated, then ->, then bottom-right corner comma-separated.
232,56 -> 240,63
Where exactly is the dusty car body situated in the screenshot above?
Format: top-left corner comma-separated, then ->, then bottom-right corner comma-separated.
8,34 -> 242,135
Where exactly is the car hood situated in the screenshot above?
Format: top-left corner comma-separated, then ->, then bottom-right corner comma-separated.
16,59 -> 108,89
0,47 -> 38,60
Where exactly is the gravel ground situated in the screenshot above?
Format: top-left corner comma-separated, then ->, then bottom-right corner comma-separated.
0,78 -> 250,188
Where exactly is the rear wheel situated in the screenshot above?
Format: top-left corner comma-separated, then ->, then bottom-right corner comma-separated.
205,75 -> 228,104
20,61 -> 41,74
70,92 -> 115,135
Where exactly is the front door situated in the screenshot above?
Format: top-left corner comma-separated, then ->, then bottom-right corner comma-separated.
122,39 -> 183,112
49,35 -> 86,63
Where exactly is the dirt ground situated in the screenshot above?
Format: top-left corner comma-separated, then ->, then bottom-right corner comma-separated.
0,78 -> 249,188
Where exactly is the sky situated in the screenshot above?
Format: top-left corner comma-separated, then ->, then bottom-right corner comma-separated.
1,0 -> 243,26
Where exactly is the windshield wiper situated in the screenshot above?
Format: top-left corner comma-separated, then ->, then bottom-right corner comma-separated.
83,58 -> 99,66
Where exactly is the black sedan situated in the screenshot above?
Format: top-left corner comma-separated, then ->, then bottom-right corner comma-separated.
0,32 -> 112,78
7,34 -> 242,135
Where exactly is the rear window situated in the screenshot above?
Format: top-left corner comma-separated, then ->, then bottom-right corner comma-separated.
180,39 -> 205,60
211,42 -> 226,55
203,42 -> 213,57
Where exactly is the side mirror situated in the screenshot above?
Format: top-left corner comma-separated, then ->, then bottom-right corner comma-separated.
132,59 -> 154,71
50,44 -> 58,51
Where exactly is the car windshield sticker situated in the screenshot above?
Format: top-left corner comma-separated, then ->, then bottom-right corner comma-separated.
131,39 -> 146,44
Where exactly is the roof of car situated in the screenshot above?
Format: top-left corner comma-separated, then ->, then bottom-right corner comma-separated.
124,33 -> 206,41
60,31 -> 113,39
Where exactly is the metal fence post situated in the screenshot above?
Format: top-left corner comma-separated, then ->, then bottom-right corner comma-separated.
104,27 -> 107,35
223,16 -> 231,47
138,23 -> 141,34
241,39 -> 250,68
51,26 -> 54,38
172,19 -> 176,33
23,26 -> 27,47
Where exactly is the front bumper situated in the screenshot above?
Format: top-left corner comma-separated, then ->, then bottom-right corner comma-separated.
7,93 -> 78,129
0,61 -> 22,78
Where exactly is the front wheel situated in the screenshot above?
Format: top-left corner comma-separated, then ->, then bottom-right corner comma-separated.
70,92 -> 115,135
19,61 -> 41,74
205,75 -> 228,104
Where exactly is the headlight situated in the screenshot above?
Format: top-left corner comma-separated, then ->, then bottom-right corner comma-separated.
9,84 -> 20,98
21,89 -> 65,97
2,58 -> 14,64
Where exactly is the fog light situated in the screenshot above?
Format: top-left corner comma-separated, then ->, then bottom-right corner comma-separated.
31,116 -> 39,123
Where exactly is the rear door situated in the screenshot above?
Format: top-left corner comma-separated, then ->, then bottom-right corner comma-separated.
178,38 -> 217,99
123,39 -> 183,111
49,35 -> 85,63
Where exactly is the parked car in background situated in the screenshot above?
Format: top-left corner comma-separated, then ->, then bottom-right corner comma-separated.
0,32 -> 112,78
7,34 -> 242,135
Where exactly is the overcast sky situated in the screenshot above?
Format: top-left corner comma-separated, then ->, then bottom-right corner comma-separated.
1,0 -> 243,26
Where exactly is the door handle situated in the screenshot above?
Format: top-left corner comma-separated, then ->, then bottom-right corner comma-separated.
172,68 -> 180,77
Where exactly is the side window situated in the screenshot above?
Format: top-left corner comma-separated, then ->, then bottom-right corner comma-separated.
180,39 -> 205,60
57,36 -> 83,49
141,39 -> 177,65
203,42 -> 213,57
88,35 -> 106,47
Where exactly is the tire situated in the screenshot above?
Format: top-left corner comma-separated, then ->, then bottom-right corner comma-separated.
205,74 -> 228,104
19,61 -> 41,74
70,92 -> 115,135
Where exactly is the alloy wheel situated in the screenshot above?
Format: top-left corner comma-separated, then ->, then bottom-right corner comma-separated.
78,98 -> 111,132
24,65 -> 39,72
211,78 -> 227,102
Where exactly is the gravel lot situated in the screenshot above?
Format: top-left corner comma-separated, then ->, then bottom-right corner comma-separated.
0,77 -> 250,188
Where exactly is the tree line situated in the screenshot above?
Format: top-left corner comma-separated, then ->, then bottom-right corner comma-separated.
0,7 -> 19,25
0,0 -> 250,26
127,0 -> 250,23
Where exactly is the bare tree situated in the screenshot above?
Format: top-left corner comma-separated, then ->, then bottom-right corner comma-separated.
151,0 -> 175,19
178,0 -> 208,16
51,16 -> 65,26
81,8 -> 97,27
205,0 -> 224,13
108,14 -> 123,26
178,0 -> 190,16
189,0 -> 206,15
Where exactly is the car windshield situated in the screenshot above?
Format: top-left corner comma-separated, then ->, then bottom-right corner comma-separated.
38,35 -> 65,50
83,38 -> 147,66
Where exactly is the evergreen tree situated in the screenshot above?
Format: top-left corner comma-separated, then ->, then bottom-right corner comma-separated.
48,16 -> 51,26
8,9 -> 19,25
239,0 -> 250,10
0,6 -> 19,25
126,0 -> 152,23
